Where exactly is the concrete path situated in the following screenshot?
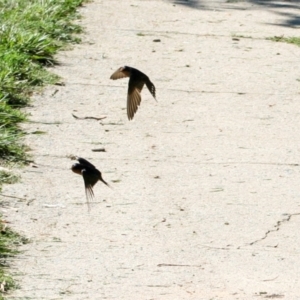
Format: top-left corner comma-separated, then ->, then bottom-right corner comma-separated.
4,0 -> 300,299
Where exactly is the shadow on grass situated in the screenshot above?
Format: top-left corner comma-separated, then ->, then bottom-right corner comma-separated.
167,0 -> 300,27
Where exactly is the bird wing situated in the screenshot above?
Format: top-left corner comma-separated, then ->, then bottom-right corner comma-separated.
77,157 -> 96,169
82,168 -> 99,210
82,169 -> 99,188
110,67 -> 130,80
85,185 -> 94,211
127,78 -> 144,120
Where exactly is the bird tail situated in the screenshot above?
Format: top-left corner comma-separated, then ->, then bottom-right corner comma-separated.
100,176 -> 111,188
146,80 -> 157,102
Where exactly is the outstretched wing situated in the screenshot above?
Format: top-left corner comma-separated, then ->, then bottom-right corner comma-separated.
110,67 -> 130,80
127,78 -> 144,120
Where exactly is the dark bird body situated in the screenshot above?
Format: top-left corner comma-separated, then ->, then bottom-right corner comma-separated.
110,66 -> 156,120
71,157 -> 109,209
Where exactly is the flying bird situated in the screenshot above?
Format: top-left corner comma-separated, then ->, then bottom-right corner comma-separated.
110,66 -> 156,120
71,157 -> 109,210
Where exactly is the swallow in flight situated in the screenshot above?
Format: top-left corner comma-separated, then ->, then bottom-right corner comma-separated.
110,66 -> 156,120
71,157 -> 109,210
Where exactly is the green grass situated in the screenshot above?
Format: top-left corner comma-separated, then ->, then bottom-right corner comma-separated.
0,0 -> 85,162
0,170 -> 19,186
0,0 -> 87,296
0,225 -> 29,300
268,35 -> 300,81
267,35 -> 300,47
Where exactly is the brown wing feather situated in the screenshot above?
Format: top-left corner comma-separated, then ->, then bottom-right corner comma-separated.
127,79 -> 144,120
110,67 -> 130,80
127,90 -> 141,120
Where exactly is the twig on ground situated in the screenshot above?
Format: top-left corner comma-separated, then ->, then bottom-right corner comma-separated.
72,114 -> 107,121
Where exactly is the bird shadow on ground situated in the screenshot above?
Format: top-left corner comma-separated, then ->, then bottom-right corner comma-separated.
170,0 -> 206,9
166,0 -> 300,28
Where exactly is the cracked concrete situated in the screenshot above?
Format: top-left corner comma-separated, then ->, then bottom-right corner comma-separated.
3,0 -> 300,299
248,213 -> 300,246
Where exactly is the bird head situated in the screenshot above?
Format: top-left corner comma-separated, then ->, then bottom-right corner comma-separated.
71,163 -> 83,175
123,66 -> 131,72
